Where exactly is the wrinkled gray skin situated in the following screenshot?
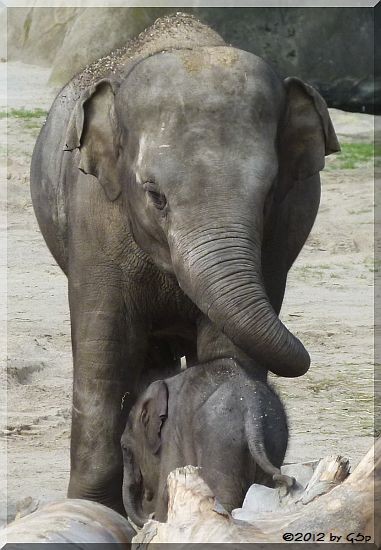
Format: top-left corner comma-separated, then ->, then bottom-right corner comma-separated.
30,15 -> 339,512
121,359 -> 291,526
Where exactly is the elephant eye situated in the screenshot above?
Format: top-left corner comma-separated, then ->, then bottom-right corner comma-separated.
121,442 -> 132,456
143,181 -> 167,211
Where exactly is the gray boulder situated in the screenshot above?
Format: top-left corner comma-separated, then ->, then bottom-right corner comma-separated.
195,7 -> 375,113
6,7 -> 376,112
48,7 -> 173,85
7,7 -> 82,66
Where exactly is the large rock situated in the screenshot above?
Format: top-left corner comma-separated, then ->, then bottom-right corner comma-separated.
6,7 -> 376,112
48,7 -> 173,85
7,7 -> 83,66
195,7 -> 375,113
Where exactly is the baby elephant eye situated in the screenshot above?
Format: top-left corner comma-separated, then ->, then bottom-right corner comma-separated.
144,181 -> 167,211
144,488 -> 154,502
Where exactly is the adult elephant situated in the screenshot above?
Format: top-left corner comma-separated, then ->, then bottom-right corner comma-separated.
30,13 -> 339,513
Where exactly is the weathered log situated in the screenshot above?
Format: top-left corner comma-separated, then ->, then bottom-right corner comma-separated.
1,441 -> 378,545
133,438 -> 379,546
0,499 -> 135,544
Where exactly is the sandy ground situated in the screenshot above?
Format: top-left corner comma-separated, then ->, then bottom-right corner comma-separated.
0,62 -> 375,526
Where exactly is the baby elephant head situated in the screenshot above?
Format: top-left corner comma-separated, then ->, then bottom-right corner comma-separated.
121,380 -> 169,527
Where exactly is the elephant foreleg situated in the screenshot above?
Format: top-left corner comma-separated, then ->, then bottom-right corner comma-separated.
67,264 -> 145,514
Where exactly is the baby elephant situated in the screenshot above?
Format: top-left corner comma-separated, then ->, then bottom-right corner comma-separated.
121,359 -> 292,526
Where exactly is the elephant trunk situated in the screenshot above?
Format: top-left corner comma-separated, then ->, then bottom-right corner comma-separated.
169,217 -> 310,377
122,449 -> 148,528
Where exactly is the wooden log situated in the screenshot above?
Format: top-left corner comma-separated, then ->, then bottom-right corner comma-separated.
1,441 -> 377,545
133,438 -> 379,545
0,499 -> 135,544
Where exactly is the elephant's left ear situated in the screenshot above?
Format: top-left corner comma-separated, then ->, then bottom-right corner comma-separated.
140,380 -> 169,455
63,78 -> 122,202
278,77 -> 340,199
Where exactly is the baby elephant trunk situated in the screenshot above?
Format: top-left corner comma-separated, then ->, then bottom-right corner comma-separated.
244,411 -> 294,490
122,449 -> 148,528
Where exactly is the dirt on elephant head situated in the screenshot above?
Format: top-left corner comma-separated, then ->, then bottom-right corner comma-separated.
71,13 -> 226,95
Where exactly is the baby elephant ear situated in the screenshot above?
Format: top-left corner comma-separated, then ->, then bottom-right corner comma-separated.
278,77 -> 340,201
140,380 -> 169,455
64,78 -> 122,202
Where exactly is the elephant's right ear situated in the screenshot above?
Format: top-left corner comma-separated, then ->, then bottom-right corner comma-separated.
64,79 -> 122,201
277,77 -> 340,202
140,380 -> 169,455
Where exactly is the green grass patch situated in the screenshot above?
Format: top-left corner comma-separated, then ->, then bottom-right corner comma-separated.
24,120 -> 44,130
327,142 -> 374,170
0,108 -> 47,119
294,265 -> 324,281
348,208 -> 372,215
364,256 -> 381,273
308,380 -> 331,394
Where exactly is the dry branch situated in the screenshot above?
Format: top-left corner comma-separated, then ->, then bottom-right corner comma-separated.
133,438 -> 379,545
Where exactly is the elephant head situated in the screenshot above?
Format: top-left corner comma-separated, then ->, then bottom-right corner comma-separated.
120,380 -> 168,526
64,47 -> 340,377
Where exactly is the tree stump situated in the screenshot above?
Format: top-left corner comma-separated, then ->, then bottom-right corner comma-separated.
133,438 -> 379,546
